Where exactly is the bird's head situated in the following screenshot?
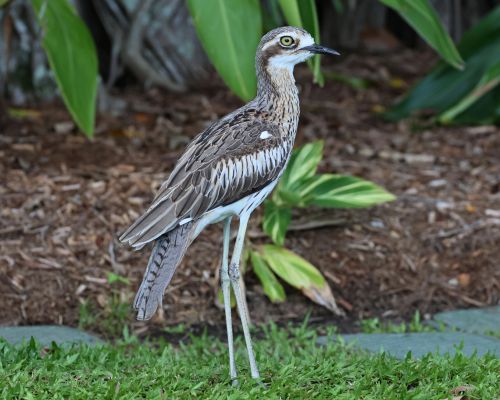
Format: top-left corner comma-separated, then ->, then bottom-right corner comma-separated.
257,26 -> 339,71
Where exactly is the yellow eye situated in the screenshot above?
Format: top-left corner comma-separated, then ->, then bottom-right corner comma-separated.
279,36 -> 295,47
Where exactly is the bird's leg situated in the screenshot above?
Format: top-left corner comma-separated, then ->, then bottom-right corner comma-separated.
220,217 -> 237,382
228,214 -> 260,380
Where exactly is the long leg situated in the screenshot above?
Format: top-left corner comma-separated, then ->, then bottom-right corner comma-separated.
220,217 -> 237,381
228,214 -> 260,379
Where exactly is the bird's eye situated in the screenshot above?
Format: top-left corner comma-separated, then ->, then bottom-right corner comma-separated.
279,36 -> 295,47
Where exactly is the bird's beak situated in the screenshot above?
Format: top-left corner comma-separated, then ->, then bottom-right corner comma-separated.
301,44 -> 340,56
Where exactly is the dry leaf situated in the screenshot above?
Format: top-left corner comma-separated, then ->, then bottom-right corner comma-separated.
303,283 -> 345,316
450,385 -> 475,395
457,273 -> 471,287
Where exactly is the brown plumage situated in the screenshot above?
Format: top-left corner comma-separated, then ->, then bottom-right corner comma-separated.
120,26 -> 339,381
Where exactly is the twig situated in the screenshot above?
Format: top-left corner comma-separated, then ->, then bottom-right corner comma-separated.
247,217 -> 349,239
429,218 -> 500,241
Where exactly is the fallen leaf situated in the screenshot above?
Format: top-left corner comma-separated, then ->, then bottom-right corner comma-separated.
465,203 -> 476,213
304,285 -> 343,314
457,273 -> 471,287
372,104 -> 386,113
133,112 -> 154,124
450,385 -> 475,395
96,294 -> 108,308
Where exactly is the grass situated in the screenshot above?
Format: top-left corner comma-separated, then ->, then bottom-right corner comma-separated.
78,274 -> 134,338
1,323 -> 499,399
360,311 -> 442,334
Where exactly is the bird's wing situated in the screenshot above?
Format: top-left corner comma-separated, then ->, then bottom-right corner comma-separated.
120,111 -> 290,247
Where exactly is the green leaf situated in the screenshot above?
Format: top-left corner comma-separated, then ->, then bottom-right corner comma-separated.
297,0 -> 323,85
273,142 -> 394,210
31,0 -> 98,138
262,245 -> 323,286
278,141 -> 323,192
106,272 -> 130,286
64,353 -> 79,366
438,62 -> 500,123
385,6 -> 500,124
250,250 -> 286,303
217,288 -> 236,308
187,0 -> 262,101
274,188 -> 303,207
263,202 -> 291,246
262,0 -> 284,31
0,0 -> 10,7
278,0 -> 323,84
261,245 -> 342,313
379,0 -> 463,70
277,0 -> 301,29
306,174 -> 396,208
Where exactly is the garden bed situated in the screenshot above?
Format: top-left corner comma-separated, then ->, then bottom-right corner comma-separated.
1,49 -> 499,338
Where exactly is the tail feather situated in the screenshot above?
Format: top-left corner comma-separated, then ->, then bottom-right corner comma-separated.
119,200 -> 178,247
134,221 -> 194,320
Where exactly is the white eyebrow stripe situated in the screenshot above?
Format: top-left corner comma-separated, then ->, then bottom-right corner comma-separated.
260,130 -> 272,139
261,40 -> 277,51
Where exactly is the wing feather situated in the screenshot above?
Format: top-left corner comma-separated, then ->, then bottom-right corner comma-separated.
120,113 -> 291,247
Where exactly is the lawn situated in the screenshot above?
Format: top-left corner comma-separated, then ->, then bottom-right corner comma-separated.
1,324 -> 498,400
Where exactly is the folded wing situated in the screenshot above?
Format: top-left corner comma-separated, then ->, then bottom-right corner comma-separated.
120,113 -> 290,248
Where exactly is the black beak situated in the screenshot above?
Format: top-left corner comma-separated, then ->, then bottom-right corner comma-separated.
301,44 -> 340,56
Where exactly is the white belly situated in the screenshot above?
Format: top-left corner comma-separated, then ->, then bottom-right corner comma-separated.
192,179 -> 279,237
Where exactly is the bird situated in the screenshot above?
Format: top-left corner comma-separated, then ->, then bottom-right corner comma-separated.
120,26 -> 339,382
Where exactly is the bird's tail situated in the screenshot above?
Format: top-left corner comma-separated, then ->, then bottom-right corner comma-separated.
133,221 -> 195,321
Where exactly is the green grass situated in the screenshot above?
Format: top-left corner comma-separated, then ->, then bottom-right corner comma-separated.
1,324 -> 498,399
360,311 -> 442,334
78,275 -> 134,339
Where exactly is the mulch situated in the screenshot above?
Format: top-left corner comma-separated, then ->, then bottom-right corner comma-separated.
1,49 -> 499,338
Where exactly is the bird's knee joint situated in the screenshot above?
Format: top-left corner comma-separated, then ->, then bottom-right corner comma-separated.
220,267 -> 230,283
228,263 -> 240,281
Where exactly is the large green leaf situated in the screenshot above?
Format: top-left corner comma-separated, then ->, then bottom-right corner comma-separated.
262,245 -> 323,286
263,202 -> 291,246
261,0 -> 284,31
306,174 -> 396,208
439,62 -> 500,124
297,0 -> 323,85
274,142 -> 395,210
261,245 -> 342,313
187,0 -> 262,101
278,141 -> 323,191
250,250 -> 286,303
278,0 -> 323,84
385,6 -> 500,124
277,0 -> 301,25
32,0 -> 98,138
379,0 -> 463,70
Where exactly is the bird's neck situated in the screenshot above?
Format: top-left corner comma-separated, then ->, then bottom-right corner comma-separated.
257,62 -> 299,101
255,63 -> 300,128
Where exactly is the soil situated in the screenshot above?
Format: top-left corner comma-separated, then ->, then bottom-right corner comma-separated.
1,49 -> 499,339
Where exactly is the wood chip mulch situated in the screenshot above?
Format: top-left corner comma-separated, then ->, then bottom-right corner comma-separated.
1,49 -> 499,337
